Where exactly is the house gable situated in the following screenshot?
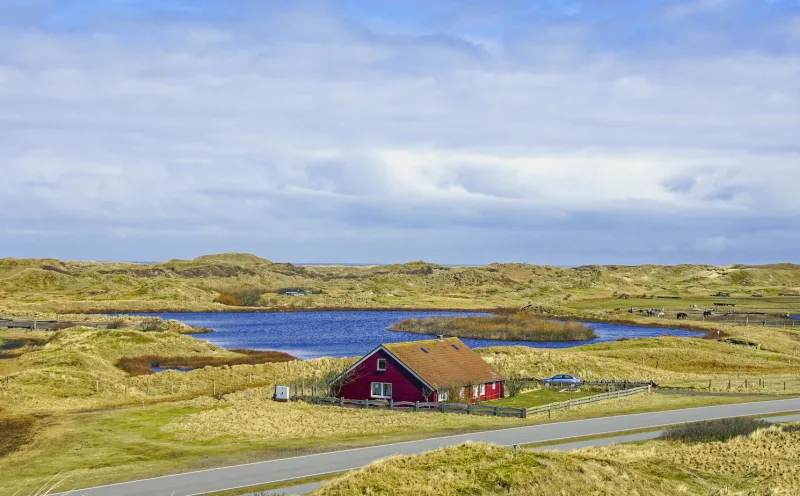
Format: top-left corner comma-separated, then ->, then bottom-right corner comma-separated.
337,348 -> 436,402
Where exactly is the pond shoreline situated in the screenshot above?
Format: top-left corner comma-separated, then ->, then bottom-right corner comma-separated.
75,306 -> 724,338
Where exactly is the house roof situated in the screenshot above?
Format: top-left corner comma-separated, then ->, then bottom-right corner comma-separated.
382,337 -> 504,390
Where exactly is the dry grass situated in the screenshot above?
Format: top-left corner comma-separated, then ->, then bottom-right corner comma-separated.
390,313 -> 596,341
2,255 -> 800,314
162,388 -> 519,442
314,443 -> 699,495
315,421 -> 800,495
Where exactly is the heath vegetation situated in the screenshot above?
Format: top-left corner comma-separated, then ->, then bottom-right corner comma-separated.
314,421 -> 800,495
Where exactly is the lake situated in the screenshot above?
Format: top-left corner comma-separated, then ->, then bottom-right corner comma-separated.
141,311 -> 705,359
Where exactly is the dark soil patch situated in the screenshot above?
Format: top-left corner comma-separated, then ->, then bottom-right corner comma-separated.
0,417 -> 38,458
117,349 -> 297,376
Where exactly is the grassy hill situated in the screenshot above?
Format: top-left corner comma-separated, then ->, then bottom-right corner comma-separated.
2,254 -> 800,314
313,422 -> 800,495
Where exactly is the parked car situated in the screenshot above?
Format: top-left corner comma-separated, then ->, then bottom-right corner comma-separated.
542,374 -> 584,387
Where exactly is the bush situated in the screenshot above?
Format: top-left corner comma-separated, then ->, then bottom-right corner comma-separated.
138,317 -> 164,332
106,318 -> 126,329
660,417 -> 770,443
213,293 -> 240,306
213,289 -> 264,307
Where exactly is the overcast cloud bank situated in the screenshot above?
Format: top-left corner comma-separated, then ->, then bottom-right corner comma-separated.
0,0 -> 798,264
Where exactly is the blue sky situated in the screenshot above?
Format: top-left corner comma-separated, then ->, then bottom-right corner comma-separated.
0,0 -> 799,265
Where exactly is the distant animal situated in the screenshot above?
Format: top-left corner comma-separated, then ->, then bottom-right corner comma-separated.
703,310 -> 713,318
658,311 -> 665,318
676,312 -> 688,320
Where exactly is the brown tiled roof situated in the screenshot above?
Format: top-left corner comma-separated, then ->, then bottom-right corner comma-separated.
383,337 -> 504,390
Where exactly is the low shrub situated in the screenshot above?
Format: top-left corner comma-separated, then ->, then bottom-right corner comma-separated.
660,417 -> 770,443
138,317 -> 164,332
213,289 -> 265,307
213,293 -> 240,306
106,317 -> 126,329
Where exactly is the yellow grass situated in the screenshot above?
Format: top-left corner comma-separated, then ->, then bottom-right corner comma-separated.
314,422 -> 800,495
163,389 -> 519,442
2,255 -> 800,313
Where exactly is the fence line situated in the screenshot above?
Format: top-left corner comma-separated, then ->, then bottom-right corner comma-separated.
309,386 -> 651,419
524,386 -> 650,417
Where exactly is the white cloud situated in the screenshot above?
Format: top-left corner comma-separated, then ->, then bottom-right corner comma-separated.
0,1 -> 798,263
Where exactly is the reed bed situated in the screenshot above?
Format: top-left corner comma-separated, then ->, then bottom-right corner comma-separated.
390,313 -> 596,342
117,349 -> 297,376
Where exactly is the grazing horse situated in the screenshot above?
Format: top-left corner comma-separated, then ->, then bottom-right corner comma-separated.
658,311 -> 665,318
703,310 -> 713,318
677,312 -> 688,320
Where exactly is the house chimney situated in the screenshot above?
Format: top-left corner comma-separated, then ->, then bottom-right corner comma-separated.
437,335 -> 444,341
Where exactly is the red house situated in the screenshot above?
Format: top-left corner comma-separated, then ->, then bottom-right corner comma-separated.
333,336 -> 505,403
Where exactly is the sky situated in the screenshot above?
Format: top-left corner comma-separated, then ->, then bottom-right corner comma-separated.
0,0 -> 799,265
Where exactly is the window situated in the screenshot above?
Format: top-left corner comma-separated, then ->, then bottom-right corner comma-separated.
479,384 -> 486,395
473,386 -> 479,398
376,358 -> 387,371
371,382 -> 392,398
438,390 -> 449,402
420,347 -> 429,353
451,344 -> 460,351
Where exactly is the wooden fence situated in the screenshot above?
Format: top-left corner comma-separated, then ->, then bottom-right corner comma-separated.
310,396 -> 528,418
524,386 -> 649,417
309,386 -> 650,419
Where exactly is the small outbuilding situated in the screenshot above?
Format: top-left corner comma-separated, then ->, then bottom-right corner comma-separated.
333,336 -> 505,403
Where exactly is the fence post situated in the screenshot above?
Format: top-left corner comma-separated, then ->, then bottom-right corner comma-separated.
440,402 -> 445,413
521,408 -> 527,419
414,401 -> 419,412
494,406 -> 499,416
389,399 -> 394,410
467,404 -> 472,415
96,380 -> 99,393
784,381 -> 786,391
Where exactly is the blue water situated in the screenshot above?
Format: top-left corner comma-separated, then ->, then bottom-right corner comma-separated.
152,366 -> 194,373
136,311 -> 705,359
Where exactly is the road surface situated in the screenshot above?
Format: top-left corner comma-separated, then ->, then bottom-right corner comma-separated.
55,398 -> 800,496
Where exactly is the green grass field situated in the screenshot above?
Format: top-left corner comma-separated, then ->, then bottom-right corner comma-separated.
487,388 -> 598,408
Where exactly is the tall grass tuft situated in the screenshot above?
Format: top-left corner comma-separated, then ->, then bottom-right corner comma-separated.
390,312 -> 596,342
660,417 -> 770,443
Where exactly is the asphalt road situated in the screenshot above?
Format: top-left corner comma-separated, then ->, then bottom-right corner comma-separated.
56,398 -> 800,496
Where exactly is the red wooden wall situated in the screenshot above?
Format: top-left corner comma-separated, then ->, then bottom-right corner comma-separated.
338,349 -> 431,402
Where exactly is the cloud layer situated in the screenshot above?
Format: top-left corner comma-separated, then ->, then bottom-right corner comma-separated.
1,0 -> 799,264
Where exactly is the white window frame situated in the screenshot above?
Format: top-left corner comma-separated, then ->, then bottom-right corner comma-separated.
473,385 -> 479,398
438,390 -> 449,402
371,382 -> 392,398
376,358 -> 387,371
479,383 -> 486,396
